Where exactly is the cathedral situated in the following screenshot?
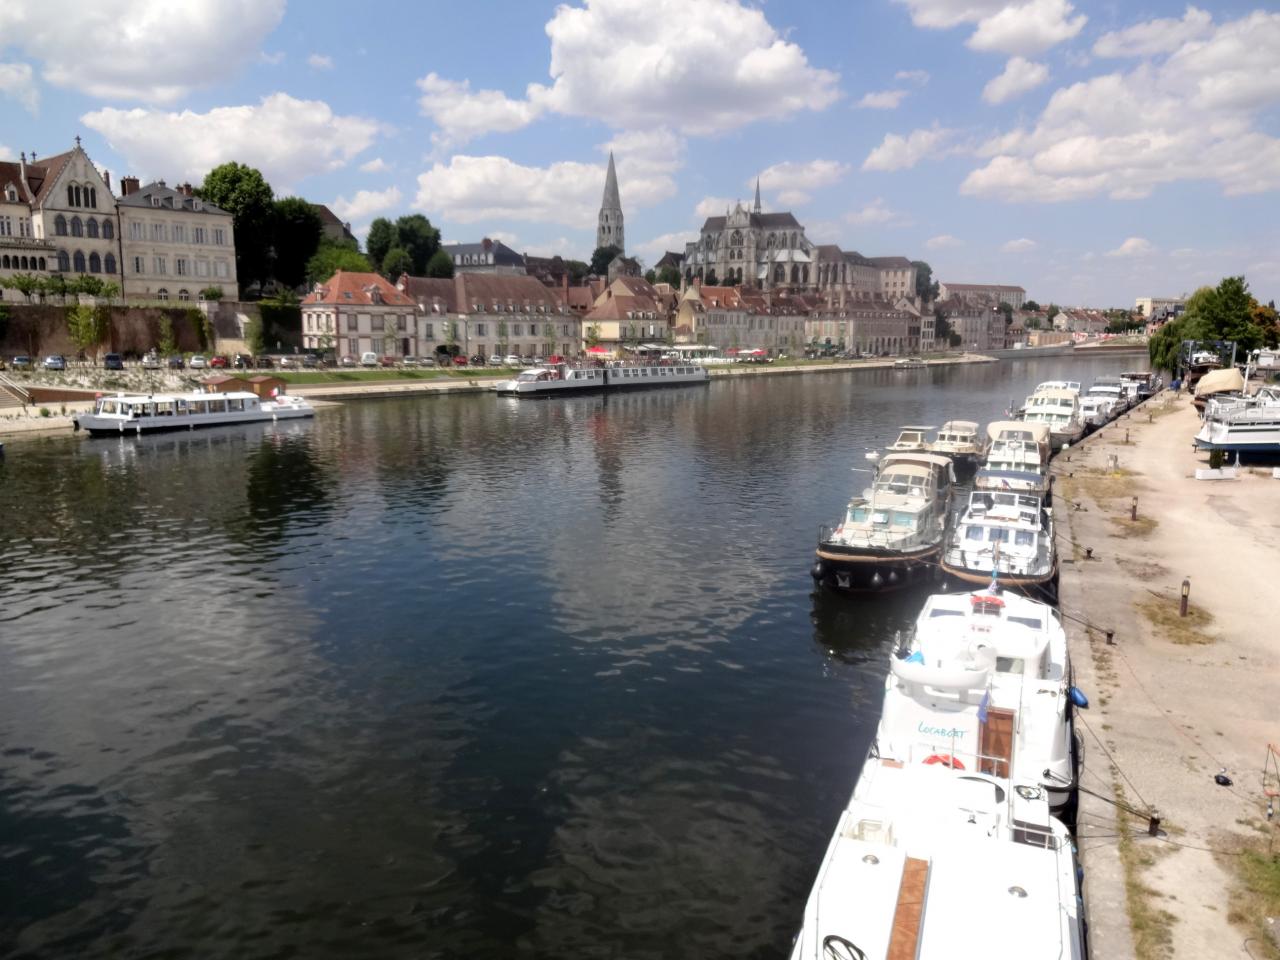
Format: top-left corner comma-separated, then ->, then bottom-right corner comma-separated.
682,182 -> 815,290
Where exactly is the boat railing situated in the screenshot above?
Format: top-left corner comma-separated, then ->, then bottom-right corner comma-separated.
819,520 -> 941,551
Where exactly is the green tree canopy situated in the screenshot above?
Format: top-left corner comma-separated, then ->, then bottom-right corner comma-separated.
656,265 -> 682,287
366,217 -> 397,271
565,259 -> 590,282
395,214 -> 442,274
1023,299 -> 1041,312
196,162 -> 275,293
590,244 -> 621,276
425,248 -> 454,278
381,247 -> 414,281
644,269 -> 657,284
244,315 -> 265,356
306,239 -> 372,285
271,197 -> 324,290
912,261 -> 939,301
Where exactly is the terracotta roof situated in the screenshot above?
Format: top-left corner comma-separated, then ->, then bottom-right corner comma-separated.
565,286 -> 595,311
0,148 -> 75,207
613,275 -> 659,298
311,204 -> 344,227
653,251 -> 684,269
303,271 -> 415,306
456,273 -> 565,310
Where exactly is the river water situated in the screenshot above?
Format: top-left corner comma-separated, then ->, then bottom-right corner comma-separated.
0,354 -> 1144,959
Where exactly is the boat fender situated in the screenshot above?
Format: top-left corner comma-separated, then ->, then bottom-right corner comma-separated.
923,754 -> 964,770
870,571 -> 884,589
1068,686 -> 1089,709
810,561 -> 824,582
72,418 -> 80,432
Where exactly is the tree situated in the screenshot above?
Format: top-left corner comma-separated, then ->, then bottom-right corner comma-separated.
243,315 -> 265,356
158,314 -> 176,356
43,274 -> 69,304
365,217 -> 397,272
1023,299 -> 1041,312
1250,298 -> 1279,347
381,247 -> 414,282
590,244 -> 621,276
644,269 -> 657,284
705,268 -> 718,286
657,265 -> 681,287
933,308 -> 953,344
271,197 -> 323,290
586,323 -> 601,347
66,304 -> 110,356
565,259 -> 590,282
426,248 -> 454,278
200,286 -> 225,301
912,261 -> 940,302
99,281 -> 120,304
384,315 -> 399,356
196,162 -> 275,293
5,273 -> 40,302
306,239 -> 372,285
71,275 -> 105,298
394,214 -> 442,274
997,301 -> 1013,324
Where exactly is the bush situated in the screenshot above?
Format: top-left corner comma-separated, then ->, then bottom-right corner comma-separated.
1208,448 -> 1226,470
39,407 -> 50,418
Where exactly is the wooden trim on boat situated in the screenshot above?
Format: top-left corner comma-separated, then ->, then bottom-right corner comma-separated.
815,544 -> 940,564
887,857 -> 929,960
938,558 -> 1058,588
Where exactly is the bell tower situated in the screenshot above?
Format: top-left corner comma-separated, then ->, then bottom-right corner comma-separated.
596,152 -> 624,254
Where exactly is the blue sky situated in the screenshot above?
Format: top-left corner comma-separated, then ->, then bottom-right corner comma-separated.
2,0 -> 1277,307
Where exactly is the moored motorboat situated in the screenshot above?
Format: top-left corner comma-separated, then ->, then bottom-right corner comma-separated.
887,425 -> 933,454
73,391 -> 314,436
928,420 -> 982,475
812,453 -> 954,592
1195,385 -> 1280,453
940,490 -> 1058,602
1191,367 -> 1245,414
1078,395 -> 1113,432
1021,387 -> 1084,451
974,421 -> 1052,501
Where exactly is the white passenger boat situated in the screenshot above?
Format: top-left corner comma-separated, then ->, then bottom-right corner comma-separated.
494,361 -> 709,396
884,589 -> 1078,810
893,357 -> 926,370
940,490 -> 1057,601
812,453 -> 954,592
74,391 -> 314,436
1021,387 -> 1084,451
974,421 -> 1051,501
1195,385 -> 1280,453
789,753 -> 1083,960
928,420 -> 982,474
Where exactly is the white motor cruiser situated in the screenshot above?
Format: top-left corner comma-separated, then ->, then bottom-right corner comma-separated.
940,491 -> 1058,601
928,420 -> 983,474
974,421 -> 1052,501
1195,385 -> 1280,454
1021,387 -> 1084,451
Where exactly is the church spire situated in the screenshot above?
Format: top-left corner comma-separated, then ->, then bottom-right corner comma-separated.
753,176 -> 761,214
596,152 -> 625,254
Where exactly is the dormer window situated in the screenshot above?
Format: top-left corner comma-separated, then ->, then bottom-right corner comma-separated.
4,186 -> 15,202
151,196 -> 161,207
192,200 -> 202,211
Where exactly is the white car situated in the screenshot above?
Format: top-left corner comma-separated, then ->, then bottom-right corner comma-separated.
360,351 -> 379,368
488,354 -> 504,366
189,354 -> 208,369
503,354 -> 522,366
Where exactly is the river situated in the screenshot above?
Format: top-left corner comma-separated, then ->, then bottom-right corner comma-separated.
0,354 -> 1144,959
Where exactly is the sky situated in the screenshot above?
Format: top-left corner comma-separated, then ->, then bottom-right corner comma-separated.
1,0 -> 1277,307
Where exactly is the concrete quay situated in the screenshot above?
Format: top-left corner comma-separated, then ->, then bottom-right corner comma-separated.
1052,393 -> 1280,959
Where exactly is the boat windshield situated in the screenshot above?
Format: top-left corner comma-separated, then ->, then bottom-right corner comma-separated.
875,471 -> 927,496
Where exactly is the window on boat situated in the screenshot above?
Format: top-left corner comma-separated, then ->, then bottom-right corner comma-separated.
988,528 -> 1009,542
892,511 -> 915,528
965,525 -> 983,542
872,511 -> 890,526
1008,616 -> 1042,630
850,507 -> 869,523
996,656 -> 1025,674
100,400 -> 117,414
1015,530 -> 1035,547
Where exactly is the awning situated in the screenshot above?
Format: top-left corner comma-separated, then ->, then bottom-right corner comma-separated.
586,345 -> 609,354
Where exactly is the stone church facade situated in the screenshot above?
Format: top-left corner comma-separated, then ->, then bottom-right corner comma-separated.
682,184 -> 816,290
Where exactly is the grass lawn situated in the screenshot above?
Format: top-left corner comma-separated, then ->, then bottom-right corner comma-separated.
260,368 -> 511,384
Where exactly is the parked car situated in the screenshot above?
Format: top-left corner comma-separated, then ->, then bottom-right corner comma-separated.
502,354 -> 521,366
43,355 -> 67,371
256,356 -> 275,369
141,353 -> 162,370
520,356 -> 537,366
402,356 -> 419,367
451,354 -> 469,366
103,353 -> 125,371
380,356 -> 398,368
417,355 -> 435,367
470,354 -> 487,366
167,355 -> 185,369
209,355 -> 230,369
11,355 -> 32,370
278,355 -> 299,369
339,355 -> 357,368
301,354 -> 320,369
188,354 -> 208,369
232,354 -> 252,369
360,351 -> 379,368
488,354 -> 504,366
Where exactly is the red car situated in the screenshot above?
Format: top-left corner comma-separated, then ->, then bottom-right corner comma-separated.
209,355 -> 230,368
451,354 -> 468,366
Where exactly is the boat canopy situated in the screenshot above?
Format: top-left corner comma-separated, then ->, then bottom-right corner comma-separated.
1029,387 -> 1079,402
986,420 -> 1050,444
1194,367 -> 1245,397
939,420 -> 978,433
881,451 -> 953,470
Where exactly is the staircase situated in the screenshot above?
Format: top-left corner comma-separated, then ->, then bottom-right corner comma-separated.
0,373 -> 31,411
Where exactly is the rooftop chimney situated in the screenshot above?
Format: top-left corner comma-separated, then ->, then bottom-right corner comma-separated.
179,182 -> 193,196
121,176 -> 140,196
102,170 -> 111,191
482,237 -> 493,252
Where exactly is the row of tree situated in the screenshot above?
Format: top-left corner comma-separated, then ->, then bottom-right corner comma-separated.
1149,276 -> 1279,371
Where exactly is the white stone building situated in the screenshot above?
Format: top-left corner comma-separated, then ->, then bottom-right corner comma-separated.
937,282 -> 1026,309
302,271 -> 419,357
117,179 -> 236,302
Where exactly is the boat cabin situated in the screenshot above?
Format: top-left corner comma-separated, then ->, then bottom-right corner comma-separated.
888,426 -> 933,453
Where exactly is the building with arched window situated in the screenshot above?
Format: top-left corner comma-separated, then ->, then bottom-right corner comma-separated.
0,140 -> 123,292
117,179 -> 237,301
682,187 -> 815,293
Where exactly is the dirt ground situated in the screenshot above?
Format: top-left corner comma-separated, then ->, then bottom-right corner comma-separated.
1056,392 -> 1280,959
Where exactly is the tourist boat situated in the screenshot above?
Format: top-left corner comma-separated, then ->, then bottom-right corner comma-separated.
883,589 -> 1078,811
73,391 -> 314,436
812,453 -> 955,592
975,421 -> 1052,501
928,420 -> 982,474
789,749 -> 1083,960
1021,387 -> 1084,451
1195,385 -> 1280,453
893,357 -> 926,370
940,490 -> 1058,601
887,425 -> 933,454
494,361 -> 709,396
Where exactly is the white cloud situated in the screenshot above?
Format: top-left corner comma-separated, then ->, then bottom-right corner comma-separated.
983,57 -> 1049,103
522,236 -> 582,258
417,73 -> 545,150
0,62 -> 38,113
776,190 -> 811,207
0,0 -> 286,102
82,93 -> 382,191
857,89 -> 908,109
1001,237 -> 1037,253
636,230 -> 698,263
757,159 -> 850,193
695,196 -> 736,218
894,0 -> 1007,30
331,186 -> 402,223
895,69 -> 931,85
845,198 -> 908,226
961,11 -> 1280,202
359,157 -> 389,174
259,51 -> 285,66
600,127 -> 684,207
417,154 -> 652,227
1107,237 -> 1153,257
926,234 -> 961,249
1093,6 -> 1213,59
307,53 -> 333,70
862,126 -> 954,172
966,0 -> 1086,54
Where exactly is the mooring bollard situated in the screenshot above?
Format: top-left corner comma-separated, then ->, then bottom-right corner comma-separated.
1131,496 -> 1138,521
1085,547 -> 1093,559
1105,629 -> 1115,645
1180,578 -> 1190,618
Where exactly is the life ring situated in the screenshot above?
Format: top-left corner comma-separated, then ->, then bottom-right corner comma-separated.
923,753 -> 964,769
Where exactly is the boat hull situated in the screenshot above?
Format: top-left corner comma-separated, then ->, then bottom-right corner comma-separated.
76,407 -> 313,436
496,368 -> 710,397
812,543 -> 941,592
939,558 -> 1060,603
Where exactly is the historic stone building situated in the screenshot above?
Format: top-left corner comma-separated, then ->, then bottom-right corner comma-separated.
682,185 -> 816,289
596,152 -> 624,254
303,271 -> 418,358
937,282 -> 1025,309
443,237 -> 526,275
117,179 -> 237,302
0,141 -> 121,291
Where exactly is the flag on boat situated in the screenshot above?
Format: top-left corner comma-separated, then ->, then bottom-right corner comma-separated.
978,687 -> 990,724
1000,477 -> 1011,490
270,386 -> 280,398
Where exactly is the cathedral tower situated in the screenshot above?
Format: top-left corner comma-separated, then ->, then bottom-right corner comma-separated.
596,152 -> 624,254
